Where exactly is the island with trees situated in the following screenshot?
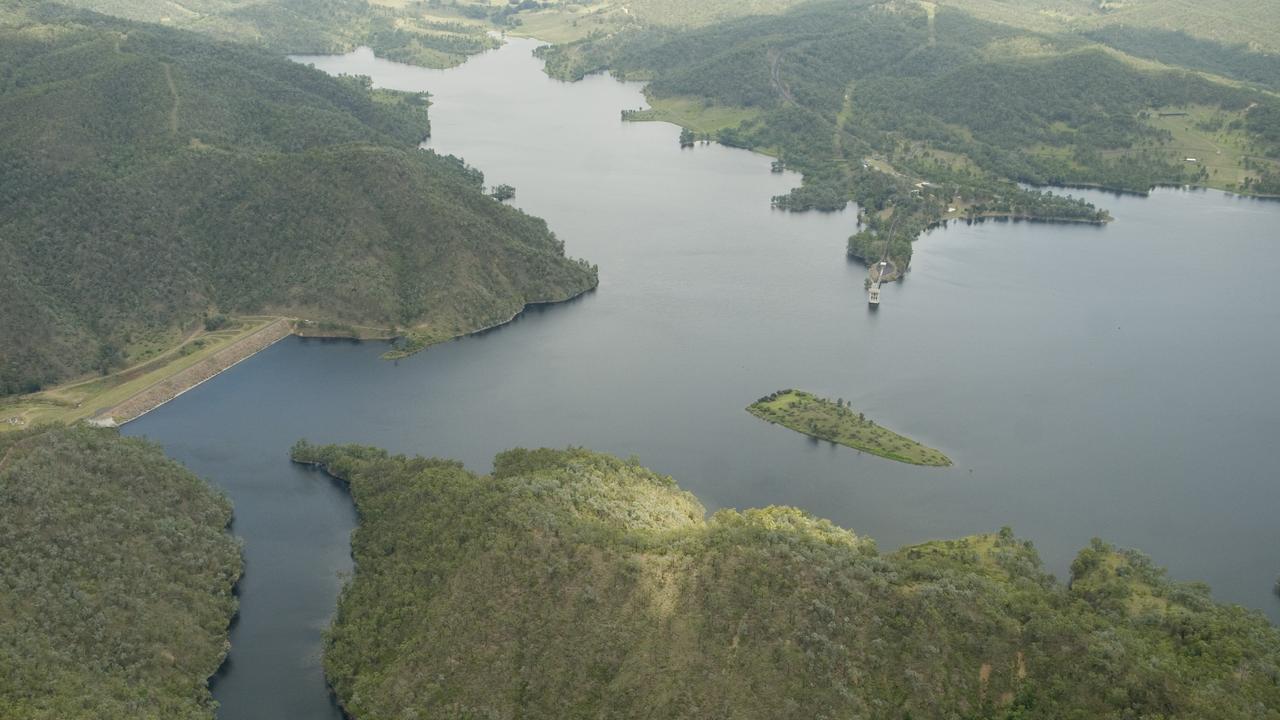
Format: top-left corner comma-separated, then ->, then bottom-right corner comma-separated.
748,389 -> 951,466
290,441 -> 1280,720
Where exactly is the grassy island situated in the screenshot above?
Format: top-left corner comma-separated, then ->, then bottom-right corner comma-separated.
748,389 -> 951,466
291,442 -> 1280,720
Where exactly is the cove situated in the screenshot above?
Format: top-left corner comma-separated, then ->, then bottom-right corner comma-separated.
126,38 -> 1280,720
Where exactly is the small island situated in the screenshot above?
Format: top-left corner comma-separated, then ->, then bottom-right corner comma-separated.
748,389 -> 951,467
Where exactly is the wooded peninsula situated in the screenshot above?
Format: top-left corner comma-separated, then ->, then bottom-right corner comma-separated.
0,427 -> 241,719
291,441 -> 1280,720
537,0 -> 1280,275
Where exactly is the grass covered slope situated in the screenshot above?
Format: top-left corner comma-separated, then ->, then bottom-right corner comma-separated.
749,389 -> 951,466
0,427 -> 242,719
935,0 -> 1280,54
0,4 -> 597,395
539,0 -> 1280,271
293,442 -> 1280,720
42,0 -> 501,68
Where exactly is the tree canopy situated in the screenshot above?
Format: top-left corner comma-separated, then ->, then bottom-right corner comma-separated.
538,0 -> 1280,271
293,441 -> 1280,720
0,426 -> 241,719
0,3 -> 597,395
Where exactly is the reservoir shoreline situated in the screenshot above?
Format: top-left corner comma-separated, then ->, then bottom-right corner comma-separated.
0,287 -> 597,434
99,318 -> 293,427
121,38 -> 1280,720
108,287 -> 598,428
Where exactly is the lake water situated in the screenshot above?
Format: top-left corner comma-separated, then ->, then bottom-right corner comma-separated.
126,38 -> 1280,720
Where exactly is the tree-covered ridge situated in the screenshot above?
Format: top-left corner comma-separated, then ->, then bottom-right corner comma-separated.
538,0 -> 1280,271
293,441 -> 1280,720
1083,26 -> 1280,92
0,4 -> 597,395
0,426 -> 242,719
1073,0 -> 1280,54
35,0 -> 502,68
932,0 -> 1280,54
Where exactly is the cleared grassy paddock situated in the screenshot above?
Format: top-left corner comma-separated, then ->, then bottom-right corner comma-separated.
623,95 -> 761,136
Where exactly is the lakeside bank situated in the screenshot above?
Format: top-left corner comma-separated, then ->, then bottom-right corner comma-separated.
93,318 -> 295,426
0,316 -> 290,430
0,284 -> 599,432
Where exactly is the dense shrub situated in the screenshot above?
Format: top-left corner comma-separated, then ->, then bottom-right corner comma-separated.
0,427 -> 242,719
294,442 -> 1280,720
0,5 -> 596,394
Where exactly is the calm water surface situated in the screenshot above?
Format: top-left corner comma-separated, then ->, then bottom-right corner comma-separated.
127,38 -> 1280,720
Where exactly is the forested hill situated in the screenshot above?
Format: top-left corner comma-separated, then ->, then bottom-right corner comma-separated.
0,3 -> 597,395
294,442 -> 1280,719
539,0 -> 1280,270
0,426 -> 242,719
932,0 -> 1280,55
37,0 -> 504,68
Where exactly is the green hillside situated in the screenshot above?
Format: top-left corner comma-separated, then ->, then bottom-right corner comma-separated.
933,0 -> 1280,89
538,0 -> 1280,272
37,0 -> 503,68
293,442 -> 1280,720
47,0 -> 1280,68
935,0 -> 1280,52
0,426 -> 241,719
1075,0 -> 1280,54
0,4 -> 597,395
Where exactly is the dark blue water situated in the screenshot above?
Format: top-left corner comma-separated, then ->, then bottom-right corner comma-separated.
127,38 -> 1280,720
